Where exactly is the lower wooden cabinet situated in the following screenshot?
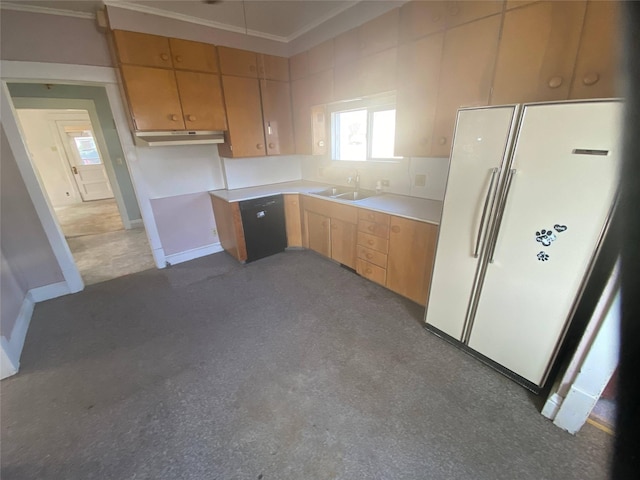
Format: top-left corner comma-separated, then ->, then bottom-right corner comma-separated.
210,196 -> 247,263
306,210 -> 331,257
331,218 -> 357,269
284,194 -> 303,247
386,216 -> 438,306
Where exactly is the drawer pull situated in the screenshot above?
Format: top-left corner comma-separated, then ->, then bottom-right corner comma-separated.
368,240 -> 374,245
256,143 -> 264,149
318,140 -> 325,147
366,253 -> 373,259
160,53 -> 169,61
391,225 -> 401,233
186,114 -> 196,122
548,76 -> 563,89
366,268 -> 372,274
583,72 -> 600,86
170,114 -> 179,121
438,136 -> 447,145
368,225 -> 374,232
175,55 -> 183,63
269,143 -> 275,149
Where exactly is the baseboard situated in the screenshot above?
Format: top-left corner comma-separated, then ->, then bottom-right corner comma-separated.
0,293 -> 35,379
28,281 -> 71,302
164,243 -> 224,266
542,392 -> 564,420
128,219 -> 144,229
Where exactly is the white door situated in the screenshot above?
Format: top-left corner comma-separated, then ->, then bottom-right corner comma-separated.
467,101 -> 622,386
425,106 -> 519,339
56,121 -> 114,201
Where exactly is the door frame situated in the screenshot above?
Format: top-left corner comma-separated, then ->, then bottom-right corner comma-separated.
14,99 -> 127,222
1,61 -> 166,294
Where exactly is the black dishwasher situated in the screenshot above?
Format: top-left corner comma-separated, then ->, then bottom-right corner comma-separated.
239,194 -> 287,263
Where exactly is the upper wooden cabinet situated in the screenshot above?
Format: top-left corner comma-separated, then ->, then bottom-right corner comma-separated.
399,1 -> 446,42
169,38 -> 218,73
308,39 -> 334,74
175,71 -> 227,131
360,48 -> 397,97
260,80 -> 295,155
506,0 -> 539,10
431,15 -> 501,157
219,75 -> 265,157
334,29 -> 360,66
291,77 -> 312,155
395,33 -> 444,158
444,1 -> 504,28
218,47 -> 258,78
113,30 -> 173,68
289,51 -> 309,80
359,8 -> 400,56
569,0 -> 620,100
284,194 -> 303,248
258,54 -> 290,81
491,1 -> 587,105
386,216 -> 438,306
120,65 -> 185,130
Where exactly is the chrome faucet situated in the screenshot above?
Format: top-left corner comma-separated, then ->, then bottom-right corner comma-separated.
348,170 -> 360,191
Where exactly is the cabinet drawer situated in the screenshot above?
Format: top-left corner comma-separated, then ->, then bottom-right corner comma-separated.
358,219 -> 389,239
357,231 -> 389,253
357,245 -> 387,269
357,258 -> 386,286
358,209 -> 390,225
330,202 -> 358,224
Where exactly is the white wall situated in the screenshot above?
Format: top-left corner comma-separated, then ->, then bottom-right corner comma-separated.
16,109 -> 86,207
223,155 -> 302,190
300,155 -> 450,201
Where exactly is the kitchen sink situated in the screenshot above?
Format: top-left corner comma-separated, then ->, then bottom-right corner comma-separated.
313,187 -> 376,201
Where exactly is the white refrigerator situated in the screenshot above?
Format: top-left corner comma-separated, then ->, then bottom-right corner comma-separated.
425,100 -> 621,389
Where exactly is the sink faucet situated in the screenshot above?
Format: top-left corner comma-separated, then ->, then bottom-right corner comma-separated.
348,170 -> 360,191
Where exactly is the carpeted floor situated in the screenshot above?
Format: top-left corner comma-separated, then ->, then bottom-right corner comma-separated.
1,251 -> 612,479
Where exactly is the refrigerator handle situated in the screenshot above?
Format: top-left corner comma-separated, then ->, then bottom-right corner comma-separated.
473,168 -> 499,258
489,169 -> 517,263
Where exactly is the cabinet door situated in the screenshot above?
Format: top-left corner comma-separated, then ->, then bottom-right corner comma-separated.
431,15 -> 501,157
360,48 -> 397,97
444,1 -> 504,28
387,217 -> 438,306
311,105 -> 328,156
113,30 -> 173,68
334,29 -> 360,66
399,0 -> 446,43
221,76 -> 266,157
284,194 -> 303,247
308,39 -> 334,74
331,218 -> 357,269
175,71 -> 227,131
289,51 -> 310,80
260,80 -> 295,155
306,211 -> 331,258
218,47 -> 258,78
359,8 -> 399,56
395,33 -> 444,157
258,54 -> 290,81
334,61 -> 362,101
120,65 -> 184,131
569,0 -> 620,100
291,77 -> 312,155
491,1 -> 587,105
211,196 -> 247,262
169,38 -> 218,73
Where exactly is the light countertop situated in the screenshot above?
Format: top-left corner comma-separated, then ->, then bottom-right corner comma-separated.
210,181 -> 442,225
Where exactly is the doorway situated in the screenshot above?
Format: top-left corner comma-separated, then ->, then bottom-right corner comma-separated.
15,107 -> 154,285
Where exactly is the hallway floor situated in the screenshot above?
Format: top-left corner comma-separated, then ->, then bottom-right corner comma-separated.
1,251 -> 612,480
54,199 -> 154,285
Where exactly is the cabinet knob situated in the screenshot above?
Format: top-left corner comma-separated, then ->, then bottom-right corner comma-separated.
366,253 -> 373,260
368,225 -> 374,232
391,225 -> 401,233
170,114 -> 179,121
256,143 -> 264,149
268,143 -> 275,149
366,268 -> 372,274
368,239 -> 374,245
548,76 -> 563,89
186,114 -> 196,122
175,55 -> 183,63
318,140 -> 325,147
583,72 -> 600,86
160,53 -> 169,61
438,137 -> 447,145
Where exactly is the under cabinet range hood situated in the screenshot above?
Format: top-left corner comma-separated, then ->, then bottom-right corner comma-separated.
133,130 -> 225,147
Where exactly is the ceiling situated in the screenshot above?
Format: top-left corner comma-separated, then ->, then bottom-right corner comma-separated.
0,0 -> 390,43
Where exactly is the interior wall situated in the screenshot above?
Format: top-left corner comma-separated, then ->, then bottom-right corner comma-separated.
0,252 -> 27,340
7,83 -> 142,222
223,155 -> 302,190
106,5 -> 289,57
0,9 -> 112,66
300,156 -> 450,201
0,124 -> 64,311
16,109 -> 87,207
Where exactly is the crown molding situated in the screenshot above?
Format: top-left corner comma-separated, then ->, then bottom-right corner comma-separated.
283,1 -> 358,43
0,2 -> 96,19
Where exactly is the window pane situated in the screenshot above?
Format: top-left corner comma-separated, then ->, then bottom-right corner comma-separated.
73,135 -> 102,165
335,109 -> 367,161
371,109 -> 397,159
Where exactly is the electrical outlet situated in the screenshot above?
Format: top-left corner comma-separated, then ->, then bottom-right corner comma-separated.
414,174 -> 427,187
212,228 -> 218,236
381,179 -> 390,187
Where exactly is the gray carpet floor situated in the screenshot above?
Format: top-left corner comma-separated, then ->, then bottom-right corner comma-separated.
1,251 -> 611,480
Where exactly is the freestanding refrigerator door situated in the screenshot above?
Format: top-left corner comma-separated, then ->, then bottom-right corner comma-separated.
467,101 -> 622,386
425,106 -> 519,339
